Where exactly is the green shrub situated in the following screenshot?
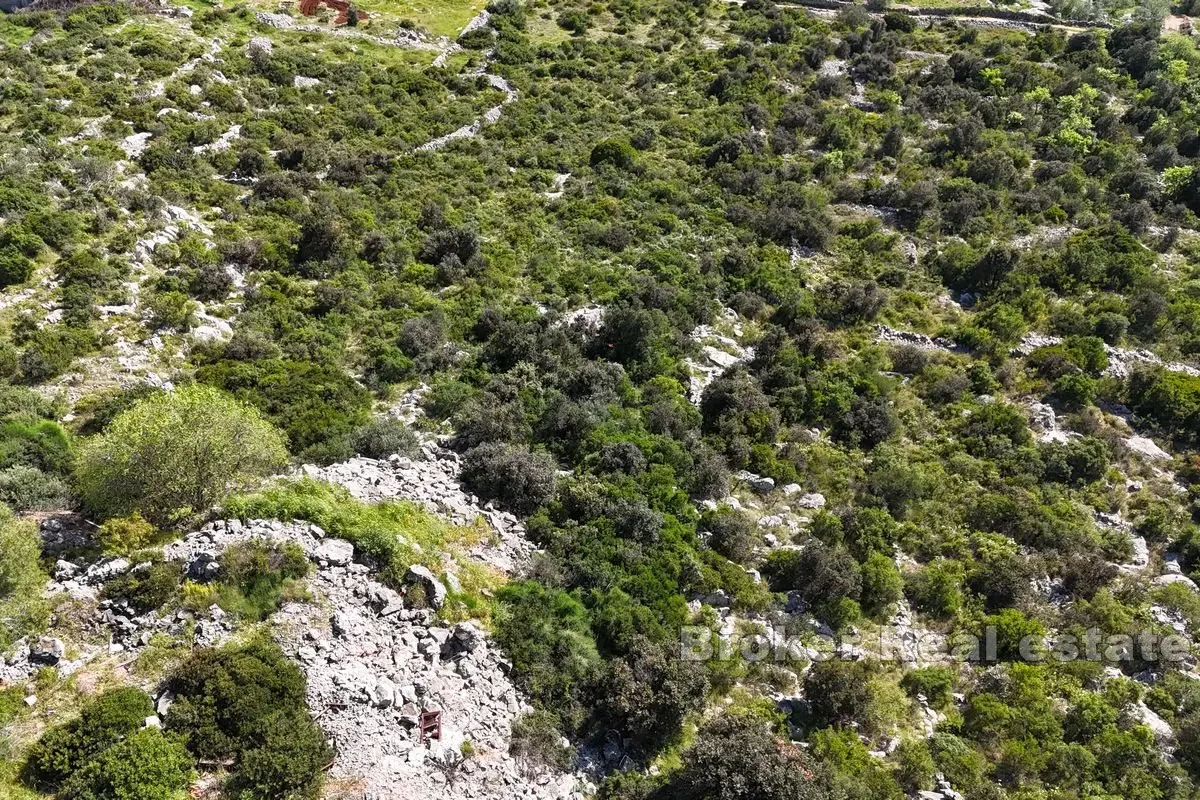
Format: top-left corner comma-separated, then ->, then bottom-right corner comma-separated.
1128,368 -> 1200,439
97,512 -> 158,554
0,509 -> 48,650
146,290 -> 196,331
75,385 -> 288,526
659,713 -> 833,800
702,506 -> 756,563
101,561 -> 182,615
58,729 -> 193,800
589,138 -> 636,169
350,416 -> 419,460
195,359 -> 371,457
214,540 -> 309,620
0,418 -> 73,474
460,442 -> 558,515
900,667 -> 956,708
23,688 -> 154,791
165,639 -> 331,799
0,465 -> 68,511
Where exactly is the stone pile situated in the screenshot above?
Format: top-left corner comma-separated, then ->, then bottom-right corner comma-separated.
156,519 -> 587,799
301,446 -> 538,574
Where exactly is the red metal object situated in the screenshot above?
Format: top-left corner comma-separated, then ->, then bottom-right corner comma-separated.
297,0 -> 368,26
418,710 -> 442,744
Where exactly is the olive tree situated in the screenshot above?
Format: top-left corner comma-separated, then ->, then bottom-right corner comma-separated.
75,385 -> 288,526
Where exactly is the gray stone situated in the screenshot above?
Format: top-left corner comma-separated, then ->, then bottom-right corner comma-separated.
737,471 -> 775,494
795,492 -> 826,509
29,637 -> 65,665
1125,436 -> 1171,461
371,678 -> 396,708
245,36 -> 273,58
404,565 -> 447,609
314,539 -> 354,566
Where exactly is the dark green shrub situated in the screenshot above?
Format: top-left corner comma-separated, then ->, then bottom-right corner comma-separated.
165,639 -> 331,799
596,636 -> 709,754
702,506 -> 756,563
58,729 -> 193,800
195,358 -> 371,456
101,560 -> 182,615
350,416 -> 419,460
658,713 -> 833,800
23,687 -> 154,791
461,442 -> 557,515
804,661 -> 872,728
590,138 -> 636,170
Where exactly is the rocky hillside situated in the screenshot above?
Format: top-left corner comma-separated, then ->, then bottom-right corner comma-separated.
3,0 -> 1200,799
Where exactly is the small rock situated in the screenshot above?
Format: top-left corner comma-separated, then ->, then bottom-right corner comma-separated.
246,36 -> 273,59
404,565 -> 447,609
314,539 -> 355,567
29,637 -> 65,665
1125,436 -> 1171,461
795,492 -> 826,509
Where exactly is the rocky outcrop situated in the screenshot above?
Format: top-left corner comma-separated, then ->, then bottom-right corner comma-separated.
685,309 -> 754,404
301,444 -> 537,574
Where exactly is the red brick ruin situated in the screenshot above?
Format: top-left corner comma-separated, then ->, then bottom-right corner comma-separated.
297,0 -> 367,26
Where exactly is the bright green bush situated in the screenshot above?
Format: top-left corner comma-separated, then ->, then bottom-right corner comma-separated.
97,512 -> 157,554
0,508 -> 48,651
75,385 -> 288,526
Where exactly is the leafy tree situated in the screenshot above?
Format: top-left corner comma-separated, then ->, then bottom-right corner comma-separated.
75,385 -> 288,526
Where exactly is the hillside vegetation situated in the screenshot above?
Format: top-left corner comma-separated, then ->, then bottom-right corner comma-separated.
1,0 -> 1200,798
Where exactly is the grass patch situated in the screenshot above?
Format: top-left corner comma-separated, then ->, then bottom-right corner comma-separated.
226,478 -> 503,624
366,0 -> 486,37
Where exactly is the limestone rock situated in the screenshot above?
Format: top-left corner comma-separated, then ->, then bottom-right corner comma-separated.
404,565 -> 447,609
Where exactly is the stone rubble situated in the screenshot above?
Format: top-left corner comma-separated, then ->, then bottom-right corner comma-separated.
1014,332 -> 1200,379
685,308 -> 754,404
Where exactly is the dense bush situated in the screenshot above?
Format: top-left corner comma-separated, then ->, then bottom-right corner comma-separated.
58,729 -> 193,800
75,385 -> 288,525
461,442 -> 558,515
350,416 -> 419,460
656,714 -> 833,800
165,639 -> 331,799
195,359 -> 371,458
23,687 -> 156,791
